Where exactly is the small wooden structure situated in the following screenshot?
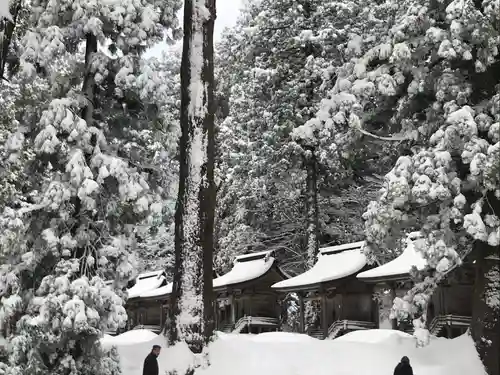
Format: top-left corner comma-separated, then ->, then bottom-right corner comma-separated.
272,241 -> 377,340
213,250 -> 288,334
357,233 -> 427,331
357,232 -> 473,337
125,270 -> 172,333
426,258 -> 474,338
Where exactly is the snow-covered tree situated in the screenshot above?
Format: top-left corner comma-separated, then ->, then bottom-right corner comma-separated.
0,0 -> 21,80
214,0 -> 397,280
137,222 -> 175,275
298,0 -> 500,372
114,51 -> 181,276
214,1 -> 397,333
168,0 -> 216,355
0,0 -> 181,373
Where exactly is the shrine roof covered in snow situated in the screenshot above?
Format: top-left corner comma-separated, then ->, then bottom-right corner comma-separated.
127,270 -> 170,299
138,281 -> 173,300
271,241 -> 367,292
357,233 -> 428,283
213,250 -> 287,292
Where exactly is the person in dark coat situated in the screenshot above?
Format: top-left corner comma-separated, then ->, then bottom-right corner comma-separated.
394,356 -> 414,375
143,345 -> 161,375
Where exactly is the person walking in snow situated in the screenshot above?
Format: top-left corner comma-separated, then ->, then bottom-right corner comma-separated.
143,345 -> 161,375
393,356 -> 413,375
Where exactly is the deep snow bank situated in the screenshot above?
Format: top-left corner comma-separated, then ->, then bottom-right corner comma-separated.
197,332 -> 485,375
102,329 -> 159,346
104,330 -> 486,375
334,328 -> 417,345
101,329 -> 195,375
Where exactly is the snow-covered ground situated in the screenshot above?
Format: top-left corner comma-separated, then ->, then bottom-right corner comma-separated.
102,329 -> 486,375
101,330 -> 175,375
334,328 -> 416,345
102,329 -> 159,346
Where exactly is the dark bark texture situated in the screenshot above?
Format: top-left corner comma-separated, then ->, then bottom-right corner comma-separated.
81,33 -> 97,126
303,145 -> 319,269
169,0 -> 216,353
302,145 -> 319,331
0,0 -> 21,80
201,0 -> 217,346
471,195 -> 500,375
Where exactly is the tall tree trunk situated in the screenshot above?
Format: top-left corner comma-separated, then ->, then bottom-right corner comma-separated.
169,0 -> 216,353
471,242 -> 500,375
76,32 -> 97,277
303,145 -> 319,269
201,0 -> 216,346
0,0 -> 21,80
81,33 -> 97,126
302,145 -> 319,331
470,191 -> 500,375
471,193 -> 500,375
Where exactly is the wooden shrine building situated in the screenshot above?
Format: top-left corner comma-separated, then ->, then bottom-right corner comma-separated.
272,241 -> 378,340
357,232 -> 474,338
125,270 -> 172,333
213,250 -> 288,334
123,251 -> 287,336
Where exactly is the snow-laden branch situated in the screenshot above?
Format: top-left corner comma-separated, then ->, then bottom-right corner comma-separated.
356,127 -> 409,142
18,203 -> 48,215
350,113 -> 409,142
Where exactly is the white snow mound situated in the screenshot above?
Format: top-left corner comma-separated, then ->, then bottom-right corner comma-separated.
106,330 -> 486,375
250,332 -> 318,343
101,330 -> 174,375
334,328 -> 416,345
102,329 -> 158,346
